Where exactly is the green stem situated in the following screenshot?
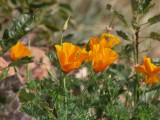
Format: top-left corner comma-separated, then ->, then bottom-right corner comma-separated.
70,70 -> 95,118
103,72 -> 113,105
109,15 -> 116,28
135,74 -> 139,103
143,83 -> 147,103
27,40 -> 30,80
146,84 -> 160,92
60,31 -> 64,46
63,76 -> 67,120
5,67 -> 10,77
27,64 -> 30,80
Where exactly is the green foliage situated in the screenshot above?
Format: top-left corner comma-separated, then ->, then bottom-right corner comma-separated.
116,30 -> 131,41
148,14 -> 160,25
19,88 -> 35,103
106,4 -> 128,26
0,69 -> 9,80
59,3 -> 73,13
2,14 -> 34,41
131,103 -> 156,120
105,104 -> 130,120
8,56 -> 34,67
149,32 -> 160,41
121,44 -> 135,58
0,14 -> 34,56
109,64 -> 132,81
130,0 -> 154,15
0,0 -> 160,120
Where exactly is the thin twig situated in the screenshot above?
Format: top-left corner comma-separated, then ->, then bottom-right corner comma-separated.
135,29 -> 139,63
0,66 -> 9,71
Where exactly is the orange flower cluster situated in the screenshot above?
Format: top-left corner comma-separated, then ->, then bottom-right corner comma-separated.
55,33 -> 120,73
135,57 -> 160,84
90,33 -> 120,49
89,33 -> 120,72
10,41 -> 31,61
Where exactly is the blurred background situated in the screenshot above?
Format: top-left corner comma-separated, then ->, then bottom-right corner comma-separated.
0,0 -> 160,58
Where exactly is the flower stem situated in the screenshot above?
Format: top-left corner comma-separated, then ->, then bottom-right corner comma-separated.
109,15 -> 116,28
27,40 -> 30,80
60,31 -> 64,46
63,77 -> 68,120
69,70 -> 95,118
143,83 -> 147,103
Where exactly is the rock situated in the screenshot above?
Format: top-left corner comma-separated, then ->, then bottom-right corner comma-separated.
19,47 -> 51,80
0,75 -> 35,120
0,57 -> 15,77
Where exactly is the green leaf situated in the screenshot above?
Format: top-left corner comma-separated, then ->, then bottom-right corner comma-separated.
29,0 -> 57,8
138,0 -> 153,14
116,30 -> 130,41
106,4 -> 112,10
106,5 -> 128,26
0,14 -> 34,55
10,0 -> 19,5
67,76 -> 81,86
148,14 -> 160,25
130,0 -> 139,14
130,0 -> 154,14
40,102 -> 49,109
149,32 -> 160,41
3,14 -> 34,41
19,88 -> 35,103
59,3 -> 72,12
45,23 -> 60,32
0,69 -> 9,80
8,56 -> 34,67
121,44 -> 135,58
109,64 -> 131,81
63,33 -> 74,40
113,10 -> 128,26
45,51 -> 55,63
52,87 -> 66,96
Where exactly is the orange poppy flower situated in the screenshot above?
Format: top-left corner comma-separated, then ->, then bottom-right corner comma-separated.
89,37 -> 99,50
100,33 -> 121,48
144,75 -> 159,84
10,41 -> 31,61
89,44 -> 119,72
135,56 -> 160,84
55,42 -> 88,73
89,33 -> 121,50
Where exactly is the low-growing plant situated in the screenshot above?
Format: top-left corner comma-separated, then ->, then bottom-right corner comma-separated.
0,0 -> 160,120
